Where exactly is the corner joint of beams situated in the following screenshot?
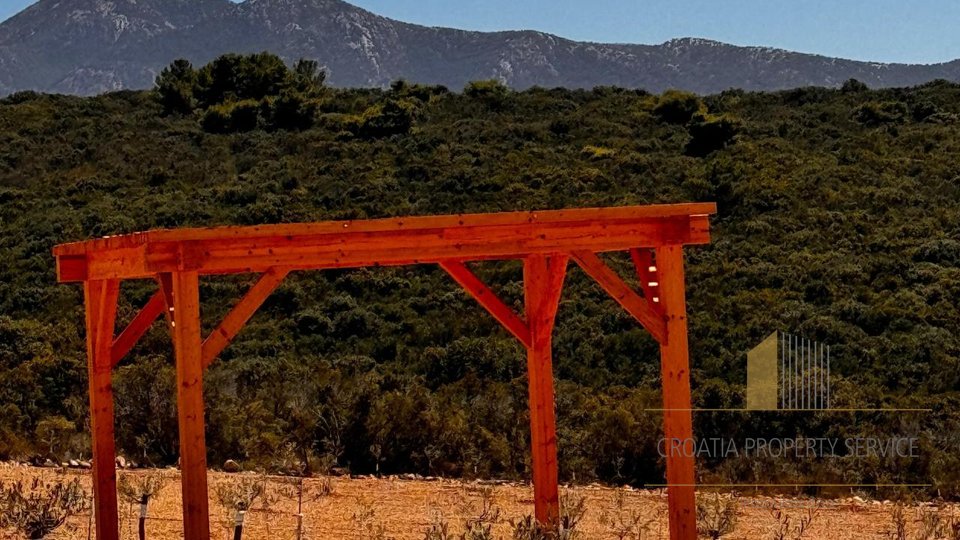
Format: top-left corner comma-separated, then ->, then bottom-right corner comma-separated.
439,260 -> 531,348
570,250 -> 667,345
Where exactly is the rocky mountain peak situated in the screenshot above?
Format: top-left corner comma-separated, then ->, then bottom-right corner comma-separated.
0,0 -> 958,96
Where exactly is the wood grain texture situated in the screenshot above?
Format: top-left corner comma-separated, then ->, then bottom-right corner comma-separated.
53,205 -> 714,282
170,272 -> 210,540
656,245 -> 697,540
84,279 -> 120,540
523,254 -> 568,525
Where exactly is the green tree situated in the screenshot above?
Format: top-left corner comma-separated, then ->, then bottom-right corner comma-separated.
154,58 -> 197,114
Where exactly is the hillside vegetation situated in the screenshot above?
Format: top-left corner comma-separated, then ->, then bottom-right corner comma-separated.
1,54 -> 959,499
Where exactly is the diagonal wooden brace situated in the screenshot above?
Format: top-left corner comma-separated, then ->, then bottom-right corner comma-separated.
110,290 -> 166,367
571,250 -> 667,344
439,260 -> 532,348
201,267 -> 289,368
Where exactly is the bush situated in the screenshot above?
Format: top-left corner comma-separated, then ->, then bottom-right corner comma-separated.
0,478 -> 89,539
357,99 -> 416,138
653,90 -> 704,124
685,113 -> 739,156
465,80 -> 511,110
267,90 -> 319,131
853,101 -> 908,126
201,99 -> 261,133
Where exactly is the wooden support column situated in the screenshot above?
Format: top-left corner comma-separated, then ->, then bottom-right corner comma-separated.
169,272 -> 211,540
84,279 -> 120,540
656,246 -> 697,540
523,254 -> 568,526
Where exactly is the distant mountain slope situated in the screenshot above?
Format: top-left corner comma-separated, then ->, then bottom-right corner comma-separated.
1,0 -> 959,95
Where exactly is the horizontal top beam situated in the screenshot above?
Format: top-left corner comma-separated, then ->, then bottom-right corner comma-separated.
53,203 -> 716,282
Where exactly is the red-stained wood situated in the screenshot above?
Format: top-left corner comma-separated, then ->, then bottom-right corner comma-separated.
54,203 -> 717,256
84,279 -> 120,540
570,250 -> 667,344
201,268 -> 289,368
523,254 -> 568,525
439,260 -> 531,347
630,248 -> 664,316
656,245 -> 697,540
53,205 -> 715,282
56,204 -> 715,539
110,291 -> 165,367
170,272 -> 210,540
157,273 -> 175,333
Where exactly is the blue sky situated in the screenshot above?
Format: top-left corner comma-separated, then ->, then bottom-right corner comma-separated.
2,0 -> 957,64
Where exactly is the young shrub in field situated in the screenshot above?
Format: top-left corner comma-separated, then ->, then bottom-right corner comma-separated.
215,475 -> 268,540
767,502 -> 821,540
510,515 -> 549,540
557,490 -> 587,538
887,503 -> 960,540
0,478 -> 89,539
352,501 -> 393,540
423,512 -> 454,540
461,486 -> 501,540
598,489 -> 657,540
118,473 -> 167,540
510,491 -> 586,540
890,504 -> 908,540
273,475 -> 336,540
696,493 -> 738,539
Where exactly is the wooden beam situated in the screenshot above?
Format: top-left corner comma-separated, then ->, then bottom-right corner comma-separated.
201,268 -> 288,368
170,272 -> 210,540
656,245 -> 697,540
84,279 -> 120,540
54,206 -> 714,282
570,250 -> 667,344
53,203 -> 718,257
110,291 -> 165,367
523,254 -> 568,526
439,261 -> 531,347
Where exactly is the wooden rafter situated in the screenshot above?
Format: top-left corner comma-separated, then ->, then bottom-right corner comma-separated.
571,250 -> 667,344
201,267 -> 289,368
439,260 -> 531,347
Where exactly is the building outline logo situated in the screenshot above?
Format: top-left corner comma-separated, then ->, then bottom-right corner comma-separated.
747,331 -> 831,411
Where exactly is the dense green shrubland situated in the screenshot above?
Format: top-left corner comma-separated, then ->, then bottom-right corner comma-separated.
1,53 -> 959,499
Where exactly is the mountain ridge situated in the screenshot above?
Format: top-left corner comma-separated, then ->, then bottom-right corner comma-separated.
1,0 -> 959,96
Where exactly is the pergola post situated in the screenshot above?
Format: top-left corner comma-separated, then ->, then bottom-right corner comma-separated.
84,280 -> 120,540
169,272 -> 211,540
656,245 -> 697,540
523,254 -> 568,525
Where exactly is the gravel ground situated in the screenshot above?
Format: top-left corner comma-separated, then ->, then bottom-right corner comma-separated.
0,466 -> 952,539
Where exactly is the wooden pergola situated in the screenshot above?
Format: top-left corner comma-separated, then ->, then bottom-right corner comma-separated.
53,203 -> 715,540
